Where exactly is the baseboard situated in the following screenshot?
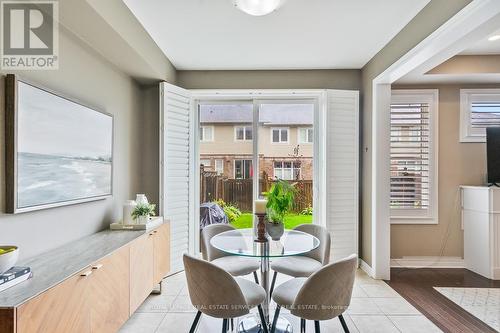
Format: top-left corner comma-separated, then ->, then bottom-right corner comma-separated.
359,259 -> 374,277
391,256 -> 465,269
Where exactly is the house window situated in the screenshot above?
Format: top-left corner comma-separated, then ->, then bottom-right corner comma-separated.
460,89 -> 500,142
200,126 -> 214,142
215,159 -> 224,175
390,90 -> 438,224
234,159 -> 252,179
271,128 -> 289,143
200,159 -> 211,169
235,126 -> 252,141
298,127 -> 313,143
274,161 -> 301,180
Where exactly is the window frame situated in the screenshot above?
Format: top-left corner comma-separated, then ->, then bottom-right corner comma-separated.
298,127 -> 313,144
273,160 -> 301,180
215,159 -> 224,175
390,89 -> 439,225
460,89 -> 500,143
234,125 -> 253,141
200,125 -> 214,142
271,127 -> 290,144
233,159 -> 252,179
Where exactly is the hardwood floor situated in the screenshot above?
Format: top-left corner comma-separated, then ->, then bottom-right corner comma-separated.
386,268 -> 500,333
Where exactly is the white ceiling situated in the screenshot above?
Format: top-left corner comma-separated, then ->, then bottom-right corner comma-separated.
123,0 -> 430,70
460,28 -> 500,55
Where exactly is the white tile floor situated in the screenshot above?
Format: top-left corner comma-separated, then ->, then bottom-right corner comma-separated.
120,269 -> 442,333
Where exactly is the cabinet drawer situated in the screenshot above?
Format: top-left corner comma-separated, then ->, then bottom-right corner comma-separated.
17,267 -> 92,333
154,223 -> 170,283
129,233 -> 154,314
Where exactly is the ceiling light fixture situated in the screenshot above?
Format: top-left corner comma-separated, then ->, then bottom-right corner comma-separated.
233,0 -> 283,16
488,35 -> 500,41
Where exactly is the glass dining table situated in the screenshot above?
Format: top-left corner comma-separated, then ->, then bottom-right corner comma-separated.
211,228 -> 320,333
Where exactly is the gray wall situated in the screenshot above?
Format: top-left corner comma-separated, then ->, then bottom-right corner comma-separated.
177,70 -> 361,90
0,30 -> 148,260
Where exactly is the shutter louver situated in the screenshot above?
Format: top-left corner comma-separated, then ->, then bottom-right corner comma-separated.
390,103 -> 430,210
160,82 -> 192,274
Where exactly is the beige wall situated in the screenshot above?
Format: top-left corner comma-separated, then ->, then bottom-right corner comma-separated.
178,69 -> 361,90
360,0 -> 472,266
390,84 -> 500,258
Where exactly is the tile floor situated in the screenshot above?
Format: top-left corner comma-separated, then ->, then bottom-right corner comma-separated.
120,269 -> 442,333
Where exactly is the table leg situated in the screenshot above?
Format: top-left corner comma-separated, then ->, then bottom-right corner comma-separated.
237,242 -> 292,333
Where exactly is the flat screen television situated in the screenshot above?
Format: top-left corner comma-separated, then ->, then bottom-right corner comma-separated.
487,127 -> 500,186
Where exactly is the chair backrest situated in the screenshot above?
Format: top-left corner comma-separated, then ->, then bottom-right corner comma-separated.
183,254 -> 249,318
294,224 -> 331,264
291,254 -> 357,321
200,223 -> 235,261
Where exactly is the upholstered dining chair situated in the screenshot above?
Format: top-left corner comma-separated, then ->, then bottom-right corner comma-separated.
201,223 -> 261,283
269,224 -> 331,295
183,254 -> 269,333
271,254 -> 357,333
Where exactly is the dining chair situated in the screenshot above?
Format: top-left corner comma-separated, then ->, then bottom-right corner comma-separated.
201,223 -> 261,283
183,254 -> 269,333
269,224 -> 331,295
270,254 -> 357,333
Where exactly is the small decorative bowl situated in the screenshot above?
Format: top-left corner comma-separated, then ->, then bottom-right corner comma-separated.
0,246 -> 19,275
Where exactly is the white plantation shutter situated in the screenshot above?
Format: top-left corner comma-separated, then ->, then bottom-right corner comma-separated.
390,90 -> 438,223
325,90 -> 359,262
160,82 -> 192,274
460,89 -> 500,142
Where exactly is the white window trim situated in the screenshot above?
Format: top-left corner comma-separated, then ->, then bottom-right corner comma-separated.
298,127 -> 313,144
233,159 -> 251,179
215,159 -> 224,175
273,161 -> 301,180
271,127 -> 290,144
200,125 -> 214,142
390,89 -> 439,225
460,89 -> 500,143
234,125 -> 252,142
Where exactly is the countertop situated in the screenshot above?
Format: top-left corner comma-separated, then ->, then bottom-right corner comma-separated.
0,221 -> 168,307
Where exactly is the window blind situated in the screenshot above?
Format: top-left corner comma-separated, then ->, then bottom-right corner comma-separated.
470,102 -> 500,127
390,103 -> 430,210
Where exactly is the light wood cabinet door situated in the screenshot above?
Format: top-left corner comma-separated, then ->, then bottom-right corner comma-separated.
129,233 -> 154,314
90,246 -> 130,333
153,223 -> 170,284
17,267 -> 92,333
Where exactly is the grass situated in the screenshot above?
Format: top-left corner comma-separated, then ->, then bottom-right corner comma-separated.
230,213 -> 313,229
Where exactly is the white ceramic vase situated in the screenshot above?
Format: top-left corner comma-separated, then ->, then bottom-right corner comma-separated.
137,215 -> 149,225
135,194 -> 149,205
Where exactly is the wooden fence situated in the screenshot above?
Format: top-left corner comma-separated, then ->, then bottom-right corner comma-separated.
200,169 -> 312,213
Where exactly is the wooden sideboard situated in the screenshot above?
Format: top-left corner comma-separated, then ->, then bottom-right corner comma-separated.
0,221 -> 170,333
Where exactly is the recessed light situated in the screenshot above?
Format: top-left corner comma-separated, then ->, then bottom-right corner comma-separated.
488,35 -> 500,42
233,0 -> 283,16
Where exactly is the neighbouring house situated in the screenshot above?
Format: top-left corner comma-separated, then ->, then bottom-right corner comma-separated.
199,103 -> 313,181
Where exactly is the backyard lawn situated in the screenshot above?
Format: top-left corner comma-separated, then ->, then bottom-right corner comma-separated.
230,213 -> 313,229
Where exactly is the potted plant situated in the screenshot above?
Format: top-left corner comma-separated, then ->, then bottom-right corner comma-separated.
265,180 -> 296,240
131,203 -> 156,224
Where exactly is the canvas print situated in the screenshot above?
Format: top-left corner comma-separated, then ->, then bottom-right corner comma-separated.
15,81 -> 113,211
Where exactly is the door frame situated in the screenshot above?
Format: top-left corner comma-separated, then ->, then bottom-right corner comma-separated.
191,89 -> 326,253
370,0 -> 500,279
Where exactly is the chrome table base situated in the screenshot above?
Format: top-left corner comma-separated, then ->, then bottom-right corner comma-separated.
238,316 -> 293,333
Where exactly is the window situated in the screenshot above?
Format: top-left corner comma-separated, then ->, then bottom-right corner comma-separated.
274,161 -> 301,180
298,127 -> 313,143
200,126 -> 214,142
390,90 -> 438,224
234,159 -> 252,179
271,128 -> 289,143
235,125 -> 252,141
215,159 -> 224,175
460,89 -> 500,142
200,159 -> 211,167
